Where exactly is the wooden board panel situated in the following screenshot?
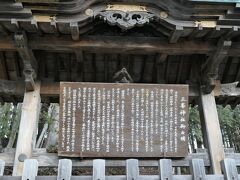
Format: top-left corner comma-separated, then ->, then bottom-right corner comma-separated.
59,82 -> 189,158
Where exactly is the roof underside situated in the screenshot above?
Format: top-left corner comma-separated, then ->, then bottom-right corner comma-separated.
0,0 -> 239,105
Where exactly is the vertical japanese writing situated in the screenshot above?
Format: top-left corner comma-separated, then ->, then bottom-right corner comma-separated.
111,88 -> 115,143
155,89 -> 159,135
86,88 -> 92,151
140,89 -> 145,140
145,89 -> 149,152
61,87 -> 66,150
66,87 -> 72,152
120,89 -> 125,152
60,83 -> 188,157
174,91 -> 178,152
71,89 -> 77,152
169,89 -> 174,152
159,89 -> 164,152
180,97 -> 187,142
81,87 -> 87,151
131,89 -> 135,152
135,90 -> 140,152
150,91 -> 154,152
116,88 -> 120,152
164,89 -> 169,152
106,90 -> 111,152
91,88 -> 96,151
101,88 -> 106,146
96,89 -> 101,152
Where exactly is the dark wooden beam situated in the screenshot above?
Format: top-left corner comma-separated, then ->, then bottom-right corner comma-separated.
0,35 -> 240,56
70,22 -> 79,41
11,19 -> 20,32
224,26 -> 239,40
0,52 -> 8,79
50,18 -> 60,37
235,60 -> 240,84
156,53 -> 168,83
188,25 -> 203,40
0,35 -> 215,55
176,57 -> 184,84
0,80 -> 239,101
75,51 -> 84,81
201,39 -> 232,94
169,26 -> 184,43
222,57 -> 232,83
31,19 -> 43,36
156,53 -> 168,64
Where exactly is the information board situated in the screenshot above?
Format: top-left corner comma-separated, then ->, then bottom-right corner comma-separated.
59,82 -> 189,157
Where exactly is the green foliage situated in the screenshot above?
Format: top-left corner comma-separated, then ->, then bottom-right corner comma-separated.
217,105 -> 236,129
41,111 -> 54,126
217,105 -> 240,150
188,105 -> 203,150
0,103 -> 13,138
0,102 -> 239,152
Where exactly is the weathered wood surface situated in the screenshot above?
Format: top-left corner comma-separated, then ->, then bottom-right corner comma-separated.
21,159 -> 38,180
12,82 -> 41,176
59,82 -> 189,157
1,80 -> 239,100
159,159 -> 173,180
199,93 -> 225,174
0,35 -> 237,56
190,159 -> 207,180
1,158 -> 240,179
0,148 -> 212,167
0,159 -> 5,176
126,159 -> 139,180
221,159 -> 238,180
57,159 -> 72,180
93,160 -> 105,180
0,35 -> 240,56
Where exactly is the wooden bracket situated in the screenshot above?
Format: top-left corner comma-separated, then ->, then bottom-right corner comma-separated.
70,22 -> 79,41
113,68 -> 133,83
201,38 -> 232,94
169,25 -> 184,43
14,31 -> 38,91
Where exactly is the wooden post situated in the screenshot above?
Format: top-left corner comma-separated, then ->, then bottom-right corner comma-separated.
198,93 -> 225,174
22,159 -> 39,180
0,159 -> 5,176
93,159 -> 105,180
159,159 -> 173,180
57,159 -> 72,180
126,159 -> 139,180
13,82 -> 41,176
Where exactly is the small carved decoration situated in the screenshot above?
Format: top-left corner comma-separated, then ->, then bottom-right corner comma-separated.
95,4 -> 155,30
113,68 -> 133,83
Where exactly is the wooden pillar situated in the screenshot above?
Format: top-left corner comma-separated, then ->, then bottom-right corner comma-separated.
198,92 -> 225,174
13,82 -> 41,176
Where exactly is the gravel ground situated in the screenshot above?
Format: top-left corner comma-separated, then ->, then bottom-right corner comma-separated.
4,167 -> 159,176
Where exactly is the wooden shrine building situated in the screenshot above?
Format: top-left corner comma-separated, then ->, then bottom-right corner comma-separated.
0,0 -> 240,179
